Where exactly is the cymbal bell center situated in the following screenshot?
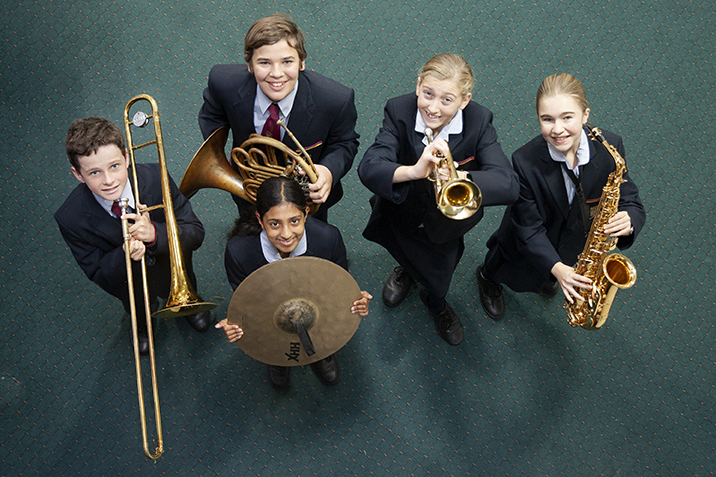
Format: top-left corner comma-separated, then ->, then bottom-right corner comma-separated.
273,298 -> 318,333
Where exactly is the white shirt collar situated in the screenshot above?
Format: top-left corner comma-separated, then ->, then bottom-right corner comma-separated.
415,108 -> 464,146
255,78 -> 300,119
259,228 -> 308,263
94,180 -> 135,217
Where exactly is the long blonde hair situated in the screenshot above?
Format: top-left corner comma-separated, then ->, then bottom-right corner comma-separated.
418,53 -> 474,99
535,73 -> 588,114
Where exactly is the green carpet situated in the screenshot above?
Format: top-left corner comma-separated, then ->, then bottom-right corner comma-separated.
2,1 -> 714,475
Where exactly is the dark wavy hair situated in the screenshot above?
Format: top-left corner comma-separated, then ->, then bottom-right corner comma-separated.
228,177 -> 308,239
65,117 -> 126,172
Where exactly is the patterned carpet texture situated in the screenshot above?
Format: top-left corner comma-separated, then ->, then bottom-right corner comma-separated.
2,1 -> 714,475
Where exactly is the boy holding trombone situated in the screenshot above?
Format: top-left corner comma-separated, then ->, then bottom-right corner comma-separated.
55,117 -> 212,356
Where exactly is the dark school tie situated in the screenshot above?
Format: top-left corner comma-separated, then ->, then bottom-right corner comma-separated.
561,163 -> 590,236
111,201 -> 123,219
261,103 -> 281,139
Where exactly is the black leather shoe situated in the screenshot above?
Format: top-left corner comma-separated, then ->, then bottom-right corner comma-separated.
130,324 -> 150,356
540,280 -> 560,296
185,310 -> 212,332
267,365 -> 291,390
420,288 -> 464,345
382,266 -> 414,307
310,354 -> 340,386
476,264 -> 505,320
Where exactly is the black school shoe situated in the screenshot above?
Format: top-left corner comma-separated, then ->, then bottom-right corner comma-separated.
310,355 -> 340,386
419,288 -> 464,346
476,264 -> 505,320
268,365 -> 291,391
185,310 -> 213,332
129,323 -> 150,356
382,266 -> 414,307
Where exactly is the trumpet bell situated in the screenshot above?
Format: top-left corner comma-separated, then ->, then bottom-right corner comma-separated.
438,179 -> 482,220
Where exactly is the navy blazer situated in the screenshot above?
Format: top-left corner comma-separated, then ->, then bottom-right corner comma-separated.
55,163 -> 205,302
198,64 -> 359,210
486,128 -> 646,292
358,93 -> 519,244
224,215 -> 347,290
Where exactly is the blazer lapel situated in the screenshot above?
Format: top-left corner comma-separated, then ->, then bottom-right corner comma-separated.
232,75 -> 259,143
285,72 -> 314,147
582,138 -> 606,200
79,186 -> 123,243
540,156 -> 570,219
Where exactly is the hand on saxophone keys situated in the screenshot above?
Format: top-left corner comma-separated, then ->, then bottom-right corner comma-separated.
551,262 -> 593,304
603,211 -> 633,237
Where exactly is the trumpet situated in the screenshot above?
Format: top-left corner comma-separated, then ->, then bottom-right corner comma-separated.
122,94 -> 217,459
424,128 -> 482,220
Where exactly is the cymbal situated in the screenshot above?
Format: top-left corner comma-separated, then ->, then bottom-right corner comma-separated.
227,256 -> 362,366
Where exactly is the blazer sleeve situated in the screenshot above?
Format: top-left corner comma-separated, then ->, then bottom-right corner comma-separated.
463,107 -> 519,207
509,153 -> 565,279
316,88 -> 360,188
602,134 -> 646,250
224,237 -> 257,291
357,99 -> 410,203
198,65 -> 231,139
141,165 -> 205,258
326,225 -> 348,271
56,212 -> 130,293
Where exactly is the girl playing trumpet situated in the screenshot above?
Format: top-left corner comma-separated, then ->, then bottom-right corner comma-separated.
358,53 -> 518,345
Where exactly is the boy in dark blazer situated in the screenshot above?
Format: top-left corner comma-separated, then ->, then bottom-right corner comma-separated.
55,117 -> 212,356
198,13 -> 359,223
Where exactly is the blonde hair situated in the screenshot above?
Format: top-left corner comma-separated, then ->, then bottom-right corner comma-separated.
535,73 -> 589,115
418,53 -> 474,99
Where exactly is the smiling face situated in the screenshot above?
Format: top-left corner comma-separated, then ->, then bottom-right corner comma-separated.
257,202 -> 309,258
415,75 -> 471,136
71,144 -> 130,202
538,93 -> 590,159
248,39 -> 305,103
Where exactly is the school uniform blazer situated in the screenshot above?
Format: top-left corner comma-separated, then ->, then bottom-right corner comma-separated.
487,128 -> 646,292
55,163 -> 205,300
358,93 -> 519,244
224,215 -> 348,291
198,64 -> 360,210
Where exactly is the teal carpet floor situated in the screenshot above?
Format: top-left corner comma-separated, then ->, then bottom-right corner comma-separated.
2,1 -> 714,475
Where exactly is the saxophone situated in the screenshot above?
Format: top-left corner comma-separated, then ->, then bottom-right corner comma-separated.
565,125 -> 637,330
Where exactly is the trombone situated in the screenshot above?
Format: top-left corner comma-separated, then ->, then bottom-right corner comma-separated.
122,94 -> 217,459
424,128 -> 482,220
